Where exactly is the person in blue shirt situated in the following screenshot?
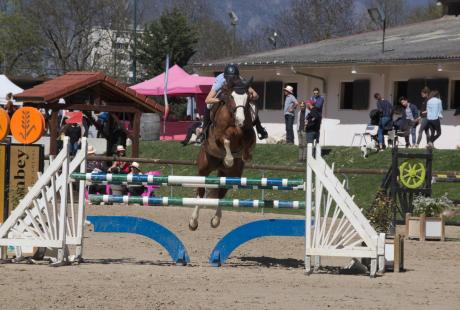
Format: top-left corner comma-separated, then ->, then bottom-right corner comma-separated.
283,85 -> 298,144
374,93 -> 393,150
197,64 -> 268,143
426,90 -> 443,148
310,88 -> 324,116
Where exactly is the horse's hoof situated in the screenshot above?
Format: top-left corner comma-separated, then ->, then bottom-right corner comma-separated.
210,216 -> 221,228
189,219 -> 198,231
224,157 -> 234,168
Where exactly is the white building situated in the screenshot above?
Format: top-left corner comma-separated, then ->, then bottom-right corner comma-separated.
89,28 -> 134,82
192,13 -> 460,149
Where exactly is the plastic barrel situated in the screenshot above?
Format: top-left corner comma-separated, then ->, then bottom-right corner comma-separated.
140,113 -> 160,141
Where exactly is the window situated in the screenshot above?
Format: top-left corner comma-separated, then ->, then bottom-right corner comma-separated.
265,81 -> 283,109
407,79 -> 449,110
394,81 -> 408,105
451,80 -> 460,110
340,79 -> 370,110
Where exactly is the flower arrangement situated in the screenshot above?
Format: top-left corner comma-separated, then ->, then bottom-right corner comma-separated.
412,194 -> 453,217
365,189 -> 392,233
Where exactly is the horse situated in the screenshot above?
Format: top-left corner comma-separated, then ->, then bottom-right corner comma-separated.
189,78 -> 257,230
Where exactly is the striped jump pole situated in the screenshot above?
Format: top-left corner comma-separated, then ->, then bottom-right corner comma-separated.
432,174 -> 460,183
89,195 -> 305,209
72,173 -> 304,190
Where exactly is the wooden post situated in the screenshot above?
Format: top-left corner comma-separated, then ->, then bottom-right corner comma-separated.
405,212 -> 411,238
132,112 -> 141,157
420,214 -> 426,241
394,234 -> 404,272
49,109 -> 59,156
441,214 -> 445,241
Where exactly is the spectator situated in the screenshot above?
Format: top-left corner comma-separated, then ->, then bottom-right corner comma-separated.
127,162 -> 145,196
4,93 -> 16,118
305,100 -> 322,144
399,96 -> 419,148
86,145 -> 107,196
107,145 -> 130,195
65,122 -> 82,156
374,93 -> 393,150
416,87 -> 430,148
297,101 -> 307,162
310,87 -> 325,116
426,90 -> 443,148
283,85 -> 298,144
108,145 -> 130,174
97,112 -> 109,138
181,114 -> 203,146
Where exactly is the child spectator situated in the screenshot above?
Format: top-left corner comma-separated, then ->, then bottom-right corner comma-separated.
86,145 -> 107,196
127,162 -> 144,196
108,145 -> 130,173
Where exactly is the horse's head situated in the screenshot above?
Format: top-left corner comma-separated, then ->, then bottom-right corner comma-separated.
224,77 -> 253,128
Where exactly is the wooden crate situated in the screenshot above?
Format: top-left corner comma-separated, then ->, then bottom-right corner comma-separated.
405,213 -> 445,241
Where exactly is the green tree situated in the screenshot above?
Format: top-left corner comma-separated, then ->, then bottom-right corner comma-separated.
137,8 -> 198,78
0,0 -> 42,75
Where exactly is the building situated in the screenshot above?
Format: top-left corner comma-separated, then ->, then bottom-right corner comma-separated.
192,12 -> 460,149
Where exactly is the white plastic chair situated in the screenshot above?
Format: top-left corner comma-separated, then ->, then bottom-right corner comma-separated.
351,124 -> 377,146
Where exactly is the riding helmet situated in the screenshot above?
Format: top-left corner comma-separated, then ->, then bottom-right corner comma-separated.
224,63 -> 239,79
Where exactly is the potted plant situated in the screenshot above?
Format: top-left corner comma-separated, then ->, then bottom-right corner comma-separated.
406,194 -> 453,241
364,190 -> 404,272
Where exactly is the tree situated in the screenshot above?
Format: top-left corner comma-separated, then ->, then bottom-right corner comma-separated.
0,0 -> 42,75
137,8 -> 198,78
271,0 -> 358,47
24,0 -> 132,75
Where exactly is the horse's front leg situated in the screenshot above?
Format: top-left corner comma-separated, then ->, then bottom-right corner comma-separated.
189,186 -> 205,231
223,138 -> 234,168
189,148 -> 214,231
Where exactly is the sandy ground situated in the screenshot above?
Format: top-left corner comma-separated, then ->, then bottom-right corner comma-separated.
1,205 -> 460,310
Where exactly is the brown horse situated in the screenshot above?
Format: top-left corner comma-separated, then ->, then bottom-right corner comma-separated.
189,79 -> 257,230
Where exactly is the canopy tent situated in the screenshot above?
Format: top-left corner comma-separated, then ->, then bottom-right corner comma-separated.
0,75 -> 23,105
130,64 -> 215,96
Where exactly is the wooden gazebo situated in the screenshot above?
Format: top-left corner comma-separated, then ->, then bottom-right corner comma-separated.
14,72 -> 164,157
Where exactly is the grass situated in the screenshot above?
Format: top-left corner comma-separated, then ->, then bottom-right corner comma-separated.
131,141 -> 460,220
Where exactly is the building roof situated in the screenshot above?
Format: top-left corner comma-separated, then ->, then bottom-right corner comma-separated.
193,16 -> 460,69
14,71 -> 164,113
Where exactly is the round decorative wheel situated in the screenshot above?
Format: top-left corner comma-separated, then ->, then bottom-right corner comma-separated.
399,160 -> 426,189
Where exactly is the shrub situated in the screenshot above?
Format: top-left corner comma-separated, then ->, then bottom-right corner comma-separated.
365,189 -> 392,233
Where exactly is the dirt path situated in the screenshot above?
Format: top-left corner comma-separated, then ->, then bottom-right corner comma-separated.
1,205 -> 459,309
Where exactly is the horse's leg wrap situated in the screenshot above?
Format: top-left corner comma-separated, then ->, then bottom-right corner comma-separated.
189,205 -> 200,231
223,138 -> 234,167
210,207 -> 222,228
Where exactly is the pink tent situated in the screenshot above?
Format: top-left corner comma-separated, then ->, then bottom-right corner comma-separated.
130,64 -> 214,96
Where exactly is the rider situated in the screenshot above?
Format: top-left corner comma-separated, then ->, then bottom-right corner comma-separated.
196,63 -> 268,143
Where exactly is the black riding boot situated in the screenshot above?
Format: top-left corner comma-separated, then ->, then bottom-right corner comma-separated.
180,127 -> 194,146
254,117 -> 268,140
196,107 -> 211,143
